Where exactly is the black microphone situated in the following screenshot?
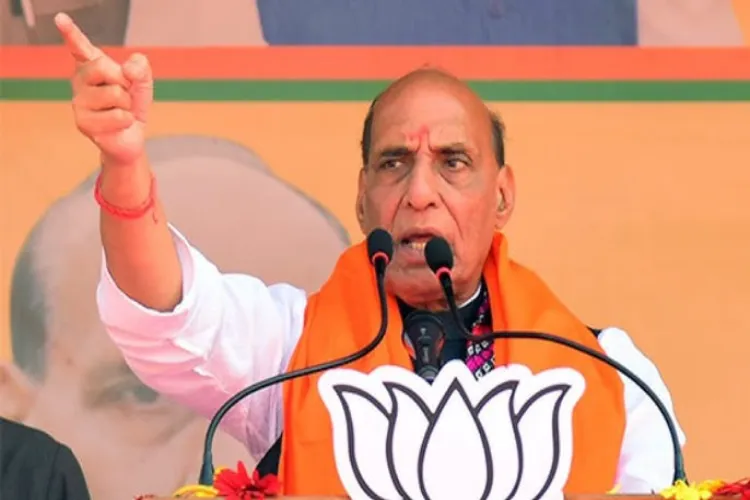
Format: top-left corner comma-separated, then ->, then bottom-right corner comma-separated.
423,236 -> 688,485
197,228 -> 394,485
402,311 -> 446,383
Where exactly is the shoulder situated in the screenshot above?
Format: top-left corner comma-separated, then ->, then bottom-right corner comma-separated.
0,418 -> 62,492
0,417 -> 62,459
0,418 -> 89,500
595,326 -> 657,366
594,326 -> 661,372
593,326 -> 678,408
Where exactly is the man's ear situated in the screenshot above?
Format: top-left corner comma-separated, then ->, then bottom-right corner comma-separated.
495,164 -> 516,230
0,361 -> 36,422
355,169 -> 367,233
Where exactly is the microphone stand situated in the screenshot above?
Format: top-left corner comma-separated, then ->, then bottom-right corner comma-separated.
426,237 -> 687,485
402,311 -> 446,383
197,231 -> 392,485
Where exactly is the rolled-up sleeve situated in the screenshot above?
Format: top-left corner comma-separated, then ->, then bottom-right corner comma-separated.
96,224 -> 307,461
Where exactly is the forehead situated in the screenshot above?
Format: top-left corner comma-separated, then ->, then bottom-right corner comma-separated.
370,81 -> 491,148
41,234 -> 110,362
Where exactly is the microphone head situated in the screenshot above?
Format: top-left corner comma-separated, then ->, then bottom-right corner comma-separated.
425,236 -> 454,275
367,228 -> 394,265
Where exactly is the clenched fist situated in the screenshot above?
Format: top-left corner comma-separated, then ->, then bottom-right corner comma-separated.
56,12 -> 153,166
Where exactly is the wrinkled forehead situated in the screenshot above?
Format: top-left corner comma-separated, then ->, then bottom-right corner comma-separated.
370,83 -> 493,155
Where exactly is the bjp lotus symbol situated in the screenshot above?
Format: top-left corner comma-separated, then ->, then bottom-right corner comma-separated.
318,361 -> 585,500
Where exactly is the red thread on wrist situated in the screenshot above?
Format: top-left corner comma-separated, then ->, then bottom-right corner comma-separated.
94,172 -> 158,222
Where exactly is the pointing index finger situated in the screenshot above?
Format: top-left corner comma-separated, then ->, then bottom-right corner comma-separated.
54,12 -> 102,63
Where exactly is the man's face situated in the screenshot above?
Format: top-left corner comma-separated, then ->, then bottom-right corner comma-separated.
20,248 -> 250,499
358,77 -> 512,308
2,146 -> 350,499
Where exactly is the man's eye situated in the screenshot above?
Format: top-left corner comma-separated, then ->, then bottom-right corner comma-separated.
379,159 -> 403,170
127,384 -> 161,405
91,381 -> 163,409
445,157 -> 469,169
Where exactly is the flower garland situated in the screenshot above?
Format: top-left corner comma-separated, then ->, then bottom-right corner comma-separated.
137,461 -> 749,500
140,462 -> 279,500
659,478 -> 750,500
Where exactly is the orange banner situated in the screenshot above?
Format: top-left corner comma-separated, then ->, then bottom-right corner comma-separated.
3,46 -> 750,79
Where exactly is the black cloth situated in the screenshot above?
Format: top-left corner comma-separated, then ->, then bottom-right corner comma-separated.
398,279 -> 486,367
0,417 -> 91,500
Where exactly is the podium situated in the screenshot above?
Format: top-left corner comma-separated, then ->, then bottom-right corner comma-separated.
166,364 -> 745,500
149,496 -> 739,499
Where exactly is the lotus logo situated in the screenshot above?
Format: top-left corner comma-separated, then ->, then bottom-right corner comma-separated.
318,361 -> 585,500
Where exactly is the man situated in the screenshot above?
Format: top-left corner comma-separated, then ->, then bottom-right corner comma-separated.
0,134 -> 350,498
638,0 -> 746,46
3,0 -> 635,46
4,0 -> 747,47
0,0 -> 263,45
255,0 -> 637,45
1,0 -> 129,45
55,12 -> 685,495
0,417 -> 90,500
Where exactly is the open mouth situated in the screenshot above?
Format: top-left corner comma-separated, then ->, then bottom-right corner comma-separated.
399,232 -> 441,253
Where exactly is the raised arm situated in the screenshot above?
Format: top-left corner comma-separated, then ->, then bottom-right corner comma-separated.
56,12 -> 181,312
96,225 -> 307,461
56,13 -> 303,460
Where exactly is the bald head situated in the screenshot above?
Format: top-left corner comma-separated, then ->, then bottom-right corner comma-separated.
10,135 -> 350,379
382,67 -> 477,100
360,68 -> 505,168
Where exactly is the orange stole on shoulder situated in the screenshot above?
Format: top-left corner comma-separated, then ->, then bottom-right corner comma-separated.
279,233 -> 625,495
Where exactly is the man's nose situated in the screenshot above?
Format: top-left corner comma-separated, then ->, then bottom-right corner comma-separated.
403,160 -> 440,211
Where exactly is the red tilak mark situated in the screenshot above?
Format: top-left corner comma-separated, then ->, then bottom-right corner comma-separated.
405,125 -> 440,159
405,125 -> 430,147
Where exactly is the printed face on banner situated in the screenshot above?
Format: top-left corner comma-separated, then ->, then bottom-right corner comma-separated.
318,360 -> 586,500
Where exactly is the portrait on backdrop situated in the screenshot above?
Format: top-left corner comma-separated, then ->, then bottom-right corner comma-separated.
1,0 -> 747,46
0,135 -> 350,499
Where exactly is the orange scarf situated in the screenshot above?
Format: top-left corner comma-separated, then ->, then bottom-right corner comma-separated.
280,233 -> 625,495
